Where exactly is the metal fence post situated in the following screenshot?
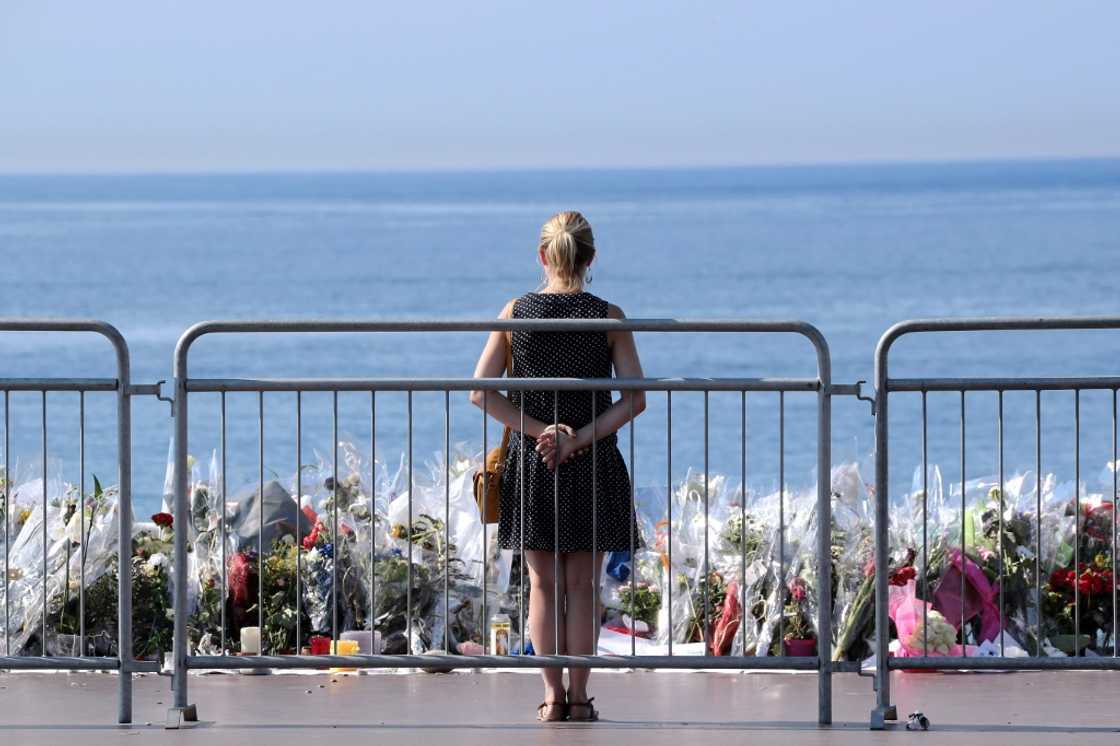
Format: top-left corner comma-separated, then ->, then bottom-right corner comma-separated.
167,333 -> 197,727
870,329 -> 896,729
112,327 -> 134,724
0,320 -> 145,724
166,319 -> 836,726
870,316 -> 1120,731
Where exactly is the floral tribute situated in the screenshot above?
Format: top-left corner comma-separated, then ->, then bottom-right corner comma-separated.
5,446 -> 1119,669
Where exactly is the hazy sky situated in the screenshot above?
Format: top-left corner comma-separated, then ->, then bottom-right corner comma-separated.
2,2 -> 1118,172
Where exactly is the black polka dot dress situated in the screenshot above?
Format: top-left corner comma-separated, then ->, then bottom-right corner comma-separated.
498,291 -> 640,553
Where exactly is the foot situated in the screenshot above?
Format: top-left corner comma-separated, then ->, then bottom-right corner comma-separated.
536,701 -> 567,722
567,697 -> 598,722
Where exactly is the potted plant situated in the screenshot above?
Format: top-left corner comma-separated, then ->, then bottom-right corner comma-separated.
783,577 -> 816,656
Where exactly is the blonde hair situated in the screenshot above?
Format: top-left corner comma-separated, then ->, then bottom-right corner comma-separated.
539,211 -> 595,291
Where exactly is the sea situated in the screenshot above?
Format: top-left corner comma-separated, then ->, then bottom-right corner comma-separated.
2,159 -> 1120,516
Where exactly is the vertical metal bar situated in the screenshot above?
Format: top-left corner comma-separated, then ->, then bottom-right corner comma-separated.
1035,390 -> 1042,658
332,391 -> 339,645
116,338 -> 133,723
1074,390 -> 1080,654
295,392 -> 301,653
778,390 -> 785,650
41,391 -> 47,651
666,390 -> 673,657
552,390 -> 560,654
79,391 -> 86,656
481,391 -> 489,651
703,390 -> 710,656
816,346 -> 833,725
591,391 -> 598,651
3,390 -> 7,657
1113,388 -> 1118,658
997,390 -> 1005,656
740,390 -> 747,655
374,389 -> 378,645
172,349 -> 190,710
960,392 -> 967,653
628,396 -> 636,655
406,391 -> 413,652
444,390 -> 450,652
921,390 -> 928,655
220,392 -> 227,655
874,372 -> 893,715
258,392 -> 264,653
518,398 -> 525,654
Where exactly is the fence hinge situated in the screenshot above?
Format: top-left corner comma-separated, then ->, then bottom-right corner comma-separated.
128,380 -> 174,413
826,380 -> 876,415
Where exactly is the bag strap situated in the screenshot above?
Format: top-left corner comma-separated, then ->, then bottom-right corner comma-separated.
497,303 -> 515,456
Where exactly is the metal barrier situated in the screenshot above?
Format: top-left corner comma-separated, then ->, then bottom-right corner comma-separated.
0,319 -> 150,724
870,317 -> 1120,729
167,319 -> 837,727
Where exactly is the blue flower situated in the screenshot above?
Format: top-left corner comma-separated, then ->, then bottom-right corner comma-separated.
321,543 -> 334,559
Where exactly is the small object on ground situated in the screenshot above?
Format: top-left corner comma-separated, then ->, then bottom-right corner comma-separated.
906,711 -> 930,731
305,689 -> 312,694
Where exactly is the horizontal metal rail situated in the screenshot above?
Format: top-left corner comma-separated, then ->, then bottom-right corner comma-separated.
0,656 -> 160,672
185,376 -> 821,392
190,653 -> 820,670
0,320 -> 135,724
871,316 -> 1120,730
170,318 -> 835,727
887,376 -> 1120,392
0,378 -> 119,392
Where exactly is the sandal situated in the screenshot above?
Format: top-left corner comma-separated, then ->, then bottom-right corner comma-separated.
536,701 -> 567,722
567,698 -> 598,722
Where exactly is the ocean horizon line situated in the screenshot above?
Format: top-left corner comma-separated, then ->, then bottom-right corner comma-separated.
2,153 -> 1120,180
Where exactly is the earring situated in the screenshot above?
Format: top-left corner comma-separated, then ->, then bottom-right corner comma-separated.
586,270 -> 593,284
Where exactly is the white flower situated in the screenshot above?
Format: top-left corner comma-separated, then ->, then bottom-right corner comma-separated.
147,552 -> 169,569
306,548 -> 322,564
281,534 -> 295,546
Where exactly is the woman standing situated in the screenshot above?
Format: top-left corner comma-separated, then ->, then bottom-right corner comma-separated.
471,211 -> 646,722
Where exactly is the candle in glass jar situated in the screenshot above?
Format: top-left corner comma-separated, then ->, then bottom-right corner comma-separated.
240,626 -> 261,655
341,630 -> 374,655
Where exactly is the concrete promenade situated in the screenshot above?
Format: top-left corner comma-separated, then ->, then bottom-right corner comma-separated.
1,669 -> 1118,745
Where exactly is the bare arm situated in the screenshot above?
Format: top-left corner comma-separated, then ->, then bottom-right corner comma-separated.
469,300 -> 551,438
537,303 -> 647,468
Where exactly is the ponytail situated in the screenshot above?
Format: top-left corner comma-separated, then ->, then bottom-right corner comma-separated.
539,211 -> 595,291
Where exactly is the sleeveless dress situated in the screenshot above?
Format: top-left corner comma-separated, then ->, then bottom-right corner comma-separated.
498,291 -> 639,553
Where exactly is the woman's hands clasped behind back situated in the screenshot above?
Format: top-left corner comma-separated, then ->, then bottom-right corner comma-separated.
534,423 -> 590,470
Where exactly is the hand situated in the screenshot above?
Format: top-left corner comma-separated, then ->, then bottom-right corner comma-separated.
535,424 -> 579,470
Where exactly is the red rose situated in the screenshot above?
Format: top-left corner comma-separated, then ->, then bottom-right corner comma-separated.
1049,569 -> 1069,590
152,512 -> 174,528
889,565 -> 917,587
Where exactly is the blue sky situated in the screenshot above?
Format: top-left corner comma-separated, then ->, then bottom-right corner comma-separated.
2,2 -> 1118,172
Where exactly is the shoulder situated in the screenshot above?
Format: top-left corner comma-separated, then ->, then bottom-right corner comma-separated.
498,297 -> 520,319
606,303 -> 625,320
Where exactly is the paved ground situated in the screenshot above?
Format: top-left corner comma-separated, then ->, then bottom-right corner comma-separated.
1,669 -> 1118,745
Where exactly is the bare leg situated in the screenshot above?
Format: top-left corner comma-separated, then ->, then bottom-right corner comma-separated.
525,549 -> 566,704
562,551 -> 603,703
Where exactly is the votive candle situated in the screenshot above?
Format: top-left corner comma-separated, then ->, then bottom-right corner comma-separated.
240,626 -> 261,655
